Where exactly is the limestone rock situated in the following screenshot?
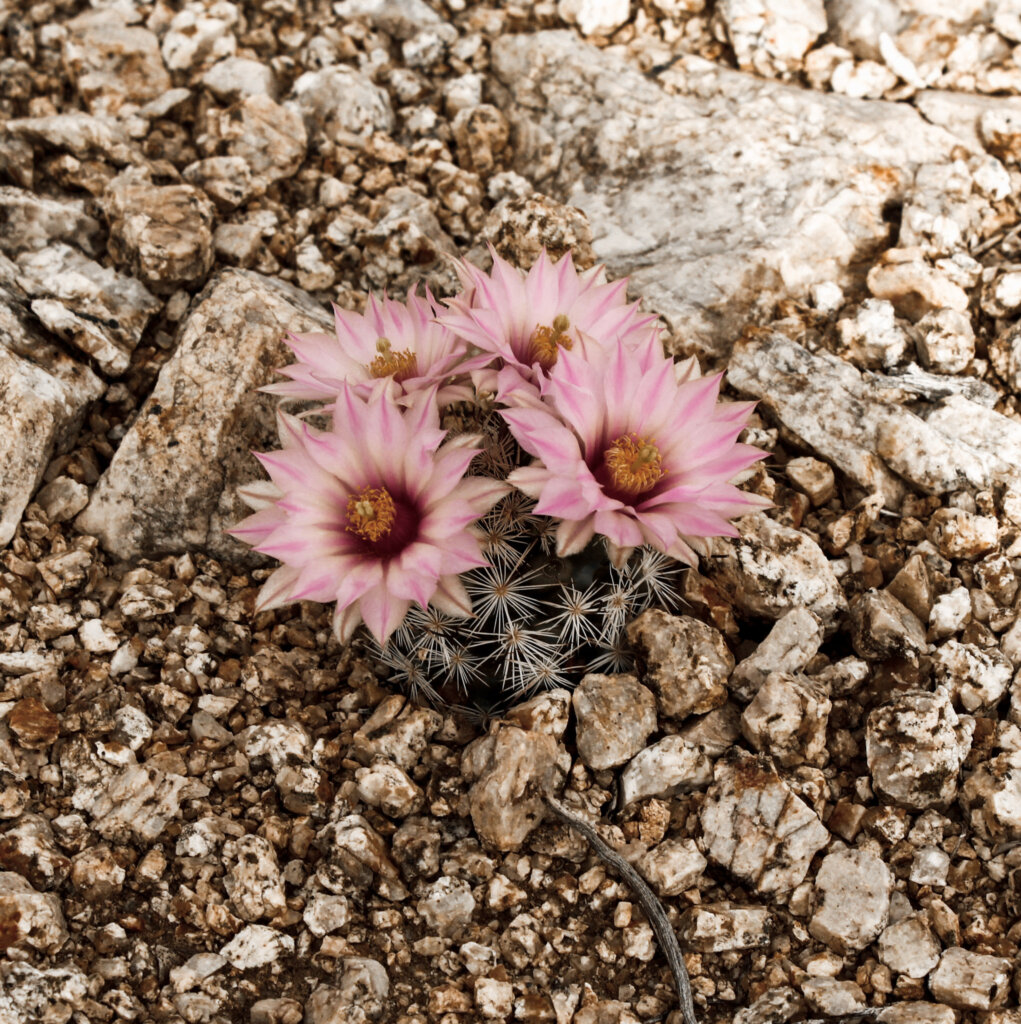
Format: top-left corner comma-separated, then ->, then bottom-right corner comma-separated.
77,269 -> 332,562
0,815 -> 70,891
626,610 -> 731,720
960,750 -> 1021,842
678,903 -> 772,952
224,835 -> 286,922
717,0 -> 827,77
6,112 -> 140,167
741,672 -> 831,767
636,838 -> 707,897
728,332 -> 1021,501
417,876 -> 475,938
928,947 -> 1011,1011
0,962 -> 88,1024
801,979 -> 867,1017
316,815 -> 407,900
705,513 -> 848,632
490,32 -> 984,359
12,242 -> 160,374
915,308 -> 975,375
462,725 -> 562,851
926,507 -> 999,561
730,608 -> 824,702
877,915 -> 942,979
104,170 -> 215,292
700,751 -> 830,898
0,187 -> 102,257
62,7 -> 170,116
305,959 -> 389,1024
202,56 -> 278,101
0,340 -> 101,547
572,673 -> 657,770
932,640 -> 1012,712
292,65 -> 395,142
162,2 -> 238,72
619,736 -> 712,808
866,690 -> 973,809
219,924 -> 294,970
0,871 -> 68,954
355,762 -> 424,819
809,847 -> 893,953
848,589 -> 928,661
87,763 -> 209,843
213,95 -> 307,192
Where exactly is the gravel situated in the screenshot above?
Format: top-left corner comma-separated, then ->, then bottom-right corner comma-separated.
5,1 -> 1021,1022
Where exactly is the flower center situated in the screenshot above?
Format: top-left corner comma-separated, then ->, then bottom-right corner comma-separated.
367,337 -> 418,382
603,434 -> 663,499
345,485 -> 396,542
527,313 -> 572,371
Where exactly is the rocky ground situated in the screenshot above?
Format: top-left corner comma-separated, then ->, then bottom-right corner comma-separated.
4,0 -> 1021,1022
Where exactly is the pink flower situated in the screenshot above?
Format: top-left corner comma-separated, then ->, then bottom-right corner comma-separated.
499,340 -> 769,567
230,384 -> 508,644
441,247 -> 658,399
265,287 -> 470,408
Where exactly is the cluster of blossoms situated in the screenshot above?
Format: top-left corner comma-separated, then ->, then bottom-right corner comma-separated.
232,249 -> 768,710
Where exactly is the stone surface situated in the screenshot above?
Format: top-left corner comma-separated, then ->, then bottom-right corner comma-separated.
928,947 -> 1011,1010
0,871 -> 68,954
12,242 -> 160,374
625,610 -> 731,720
461,724 -> 562,850
572,673 -> 657,769
224,834 -> 286,922
0,339 -> 102,547
219,924 -> 294,970
848,589 -> 928,662
62,7 -> 170,116
932,640 -> 1012,712
877,915 -> 942,979
86,763 -> 209,843
636,838 -> 707,897
801,979 -> 867,1017
619,735 -> 712,807
77,269 -> 332,562
960,750 -> 1021,841
292,65 -> 395,142
103,170 -> 216,292
809,847 -> 893,953
700,751 -> 830,898
866,690 -> 974,809
728,332 -> 1021,502
305,959 -> 389,1023
0,962 -> 88,1024
741,672 -> 831,767
417,876 -> 475,937
490,32 -> 987,358
705,512 -> 848,632
0,187 -> 102,257
678,903 -> 772,952
729,608 -> 824,702
355,762 -> 424,819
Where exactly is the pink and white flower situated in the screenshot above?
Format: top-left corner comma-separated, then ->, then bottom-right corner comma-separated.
441,247 -> 659,401
499,339 -> 769,567
231,383 -> 508,644
265,287 -> 470,408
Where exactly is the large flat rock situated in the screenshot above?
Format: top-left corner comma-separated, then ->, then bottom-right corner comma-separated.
77,269 -> 331,564
490,31 -> 992,357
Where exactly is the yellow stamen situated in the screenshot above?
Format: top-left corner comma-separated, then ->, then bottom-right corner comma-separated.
528,313 -> 572,370
604,434 -> 663,497
345,485 -> 396,542
368,337 -> 418,382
